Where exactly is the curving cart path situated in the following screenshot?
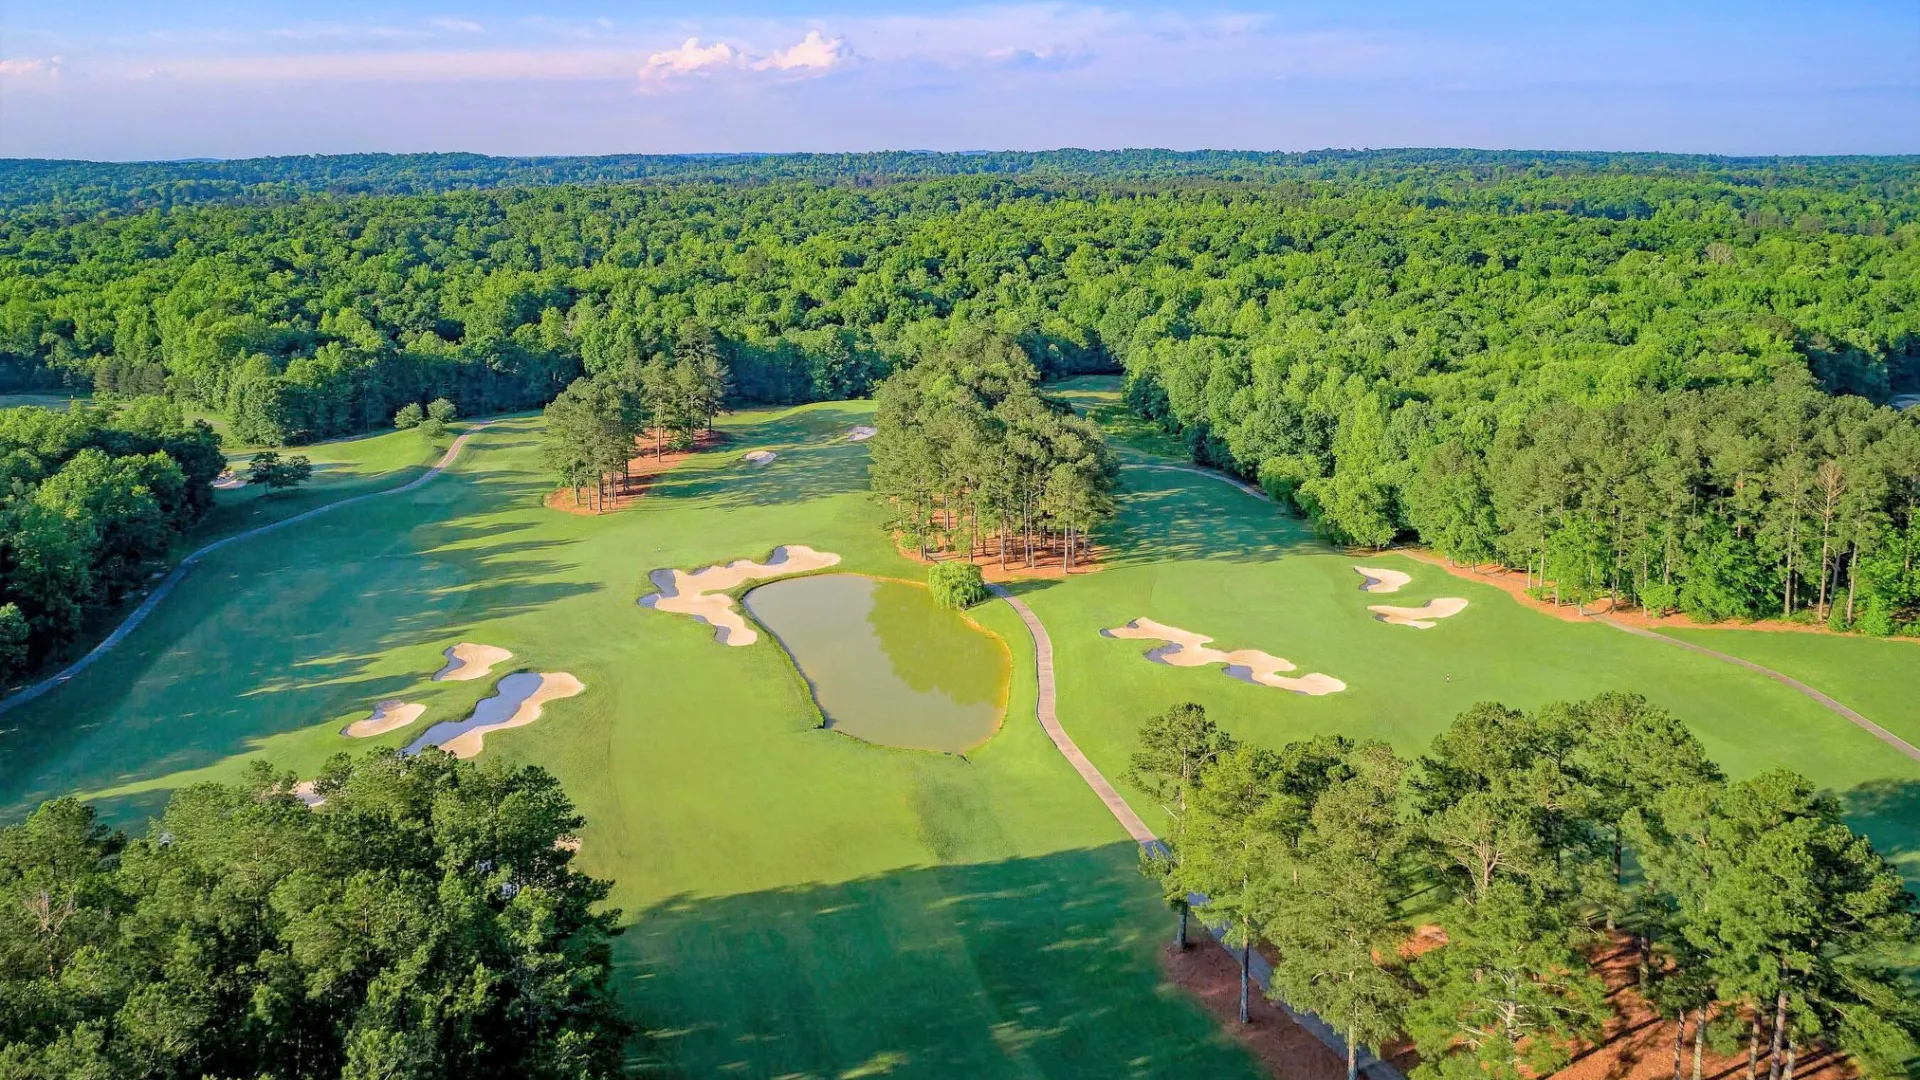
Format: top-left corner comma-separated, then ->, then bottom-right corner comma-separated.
987,580 -> 1406,1080
0,423 -> 492,717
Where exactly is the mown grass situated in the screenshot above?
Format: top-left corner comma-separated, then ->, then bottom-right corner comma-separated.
3,386 -> 1917,1076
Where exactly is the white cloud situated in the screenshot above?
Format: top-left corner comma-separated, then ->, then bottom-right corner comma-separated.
0,56 -> 60,78
757,30 -> 852,74
637,29 -> 852,91
431,18 -> 485,35
638,37 -> 746,85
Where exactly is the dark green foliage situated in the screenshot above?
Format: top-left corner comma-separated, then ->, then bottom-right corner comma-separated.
245,449 -> 313,490
1148,693 -> 1920,1080
0,752 -> 634,1079
926,561 -> 987,609
0,399 -> 221,671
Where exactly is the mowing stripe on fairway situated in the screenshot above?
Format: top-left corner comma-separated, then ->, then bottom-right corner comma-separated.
988,580 -> 1408,1080
1601,617 -> 1920,764
0,423 -> 493,718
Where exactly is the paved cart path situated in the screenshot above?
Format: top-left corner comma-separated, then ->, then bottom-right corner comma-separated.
0,423 -> 492,717
987,581 -> 1406,1080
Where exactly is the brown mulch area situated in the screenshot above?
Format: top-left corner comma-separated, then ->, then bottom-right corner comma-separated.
1167,928 -> 1852,1080
1159,943 -> 1349,1080
894,535 -> 1108,582
1554,938 -> 1852,1080
1397,549 -> 1912,642
543,430 -> 726,515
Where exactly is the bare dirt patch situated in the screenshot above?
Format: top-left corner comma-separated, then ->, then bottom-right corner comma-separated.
341,699 -> 425,738
638,545 -> 842,646
1159,943 -> 1348,1080
433,643 -> 512,682
1368,598 -> 1469,630
1103,618 -> 1345,695
1354,566 -> 1412,594
545,430 -> 725,515
403,671 -> 585,759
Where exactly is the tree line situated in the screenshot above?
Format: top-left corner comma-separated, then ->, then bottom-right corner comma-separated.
869,331 -> 1118,571
0,751 -> 634,1078
537,326 -> 730,510
0,399 -> 224,683
1132,695 -> 1920,1080
4,159 -> 1914,453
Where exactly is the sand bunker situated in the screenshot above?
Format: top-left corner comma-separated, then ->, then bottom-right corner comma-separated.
212,470 -> 247,491
1369,598 -> 1470,629
433,643 -> 512,682
290,781 -> 326,808
1354,566 -> 1411,593
341,700 -> 426,738
743,450 -> 778,466
1101,618 -> 1346,696
848,425 -> 877,442
639,545 -> 842,646
403,672 -> 584,759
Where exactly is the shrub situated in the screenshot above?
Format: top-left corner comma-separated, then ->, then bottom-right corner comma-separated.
427,397 -> 458,424
393,402 -> 423,429
928,561 -> 989,609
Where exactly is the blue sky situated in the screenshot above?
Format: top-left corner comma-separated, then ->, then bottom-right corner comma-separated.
2,1 -> 1914,160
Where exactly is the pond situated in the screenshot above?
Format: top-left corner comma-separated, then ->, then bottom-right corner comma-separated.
743,573 -> 1009,754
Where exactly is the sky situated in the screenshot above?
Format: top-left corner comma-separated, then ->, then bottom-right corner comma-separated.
1,1 -> 1915,161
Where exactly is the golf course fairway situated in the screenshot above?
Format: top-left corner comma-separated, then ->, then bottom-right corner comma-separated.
1,383 -> 1916,1077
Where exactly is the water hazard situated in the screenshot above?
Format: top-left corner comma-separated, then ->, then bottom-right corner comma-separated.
743,573 -> 1008,753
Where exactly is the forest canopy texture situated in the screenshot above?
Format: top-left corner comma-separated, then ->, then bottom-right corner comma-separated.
2,150 -> 1918,634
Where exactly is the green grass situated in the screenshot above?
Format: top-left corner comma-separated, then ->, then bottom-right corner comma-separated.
3,388 -> 1918,1076
0,391 -> 91,411
192,423 -> 459,545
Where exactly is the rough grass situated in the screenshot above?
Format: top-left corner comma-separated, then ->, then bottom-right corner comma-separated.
3,385 -> 1917,1075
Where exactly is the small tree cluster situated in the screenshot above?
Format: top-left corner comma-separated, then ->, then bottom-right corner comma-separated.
539,328 -> 730,511
869,330 -> 1117,572
245,448 -> 313,490
0,751 -> 634,1078
1136,694 -> 1920,1080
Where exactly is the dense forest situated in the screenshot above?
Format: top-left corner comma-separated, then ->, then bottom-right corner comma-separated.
2,152 -> 1918,632
0,400 -> 223,682
1134,693 -> 1919,1080
7,149 -> 1916,215
0,752 -> 633,1078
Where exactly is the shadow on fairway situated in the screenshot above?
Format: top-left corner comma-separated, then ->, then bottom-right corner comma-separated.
1843,778 -> 1920,889
0,475 -> 599,821
651,442 -> 870,508
618,842 -> 1262,1079
1106,470 -> 1321,568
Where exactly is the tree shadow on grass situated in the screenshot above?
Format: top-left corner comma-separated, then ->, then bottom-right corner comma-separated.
0,506 -> 600,822
648,442 -> 871,509
618,842 -> 1262,1079
1102,471 -> 1322,569
1842,778 -> 1920,891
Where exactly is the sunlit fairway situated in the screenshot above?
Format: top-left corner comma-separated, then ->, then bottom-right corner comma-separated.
2,381 -> 1917,1076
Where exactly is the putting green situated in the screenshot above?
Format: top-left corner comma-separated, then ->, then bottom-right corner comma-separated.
2,383 -> 1917,1076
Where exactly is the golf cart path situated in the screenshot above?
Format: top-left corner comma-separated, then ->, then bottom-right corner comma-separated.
0,423 -> 492,717
987,581 -> 1405,1080
1128,458 -> 1914,765
1599,617 -> 1920,764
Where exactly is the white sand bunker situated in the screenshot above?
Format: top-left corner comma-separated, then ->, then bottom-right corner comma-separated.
1101,618 -> 1346,696
213,470 -> 247,490
1354,566 -> 1412,594
403,672 -> 585,759
341,700 -> 426,738
1369,598 -> 1470,629
848,425 -> 877,442
639,545 -> 841,646
290,781 -> 326,808
434,643 -> 512,682
743,450 -> 778,466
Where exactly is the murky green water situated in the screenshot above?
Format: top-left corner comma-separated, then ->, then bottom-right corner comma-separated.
743,574 -> 1008,753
